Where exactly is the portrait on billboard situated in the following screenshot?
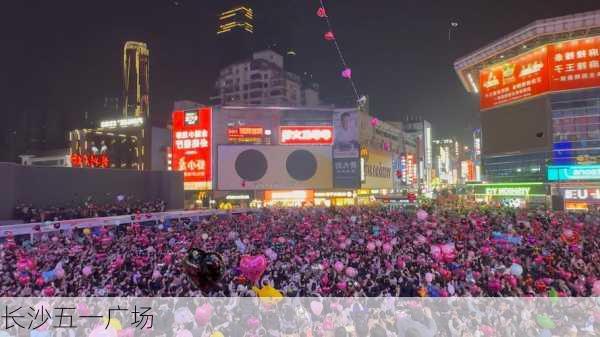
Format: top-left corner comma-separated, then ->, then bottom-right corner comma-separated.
333,110 -> 359,158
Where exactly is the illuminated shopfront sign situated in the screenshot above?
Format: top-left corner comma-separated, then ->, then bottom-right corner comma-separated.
547,165 -> 600,181
265,190 -> 314,200
100,117 -> 144,129
314,191 -> 354,198
472,182 -> 547,197
227,126 -> 264,141
563,188 -> 600,201
280,126 -> 333,145
70,154 -> 110,168
480,36 -> 600,110
225,194 -> 250,200
172,108 -> 212,190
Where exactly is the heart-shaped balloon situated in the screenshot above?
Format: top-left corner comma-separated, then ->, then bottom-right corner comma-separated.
195,303 -> 212,326
310,301 -> 323,316
239,255 -> 268,284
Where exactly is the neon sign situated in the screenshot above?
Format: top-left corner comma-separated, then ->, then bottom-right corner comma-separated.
547,165 -> 600,181
280,126 -> 333,145
100,117 -> 144,129
70,154 -> 110,168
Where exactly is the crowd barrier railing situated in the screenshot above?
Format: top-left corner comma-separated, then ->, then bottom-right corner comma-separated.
0,208 -> 257,238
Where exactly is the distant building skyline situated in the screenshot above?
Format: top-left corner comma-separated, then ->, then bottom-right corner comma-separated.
123,41 -> 150,119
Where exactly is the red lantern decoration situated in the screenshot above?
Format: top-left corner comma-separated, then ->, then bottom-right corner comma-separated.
324,31 -> 335,41
316,7 -> 327,18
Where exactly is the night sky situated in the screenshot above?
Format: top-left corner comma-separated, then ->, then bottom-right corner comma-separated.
2,0 -> 598,159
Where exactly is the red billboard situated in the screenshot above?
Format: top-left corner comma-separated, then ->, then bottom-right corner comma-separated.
479,37 -> 600,110
548,37 -> 600,92
480,46 -> 550,110
280,126 -> 333,145
172,108 -> 212,189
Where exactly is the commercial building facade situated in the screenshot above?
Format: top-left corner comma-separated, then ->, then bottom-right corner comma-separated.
455,10 -> 600,209
170,104 -> 408,207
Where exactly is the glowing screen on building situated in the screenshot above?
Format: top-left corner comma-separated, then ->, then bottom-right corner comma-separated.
172,108 -> 212,190
479,37 -> 600,110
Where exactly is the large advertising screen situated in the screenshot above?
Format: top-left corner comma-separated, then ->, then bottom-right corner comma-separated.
217,145 -> 333,191
280,126 -> 333,145
172,108 -> 212,190
361,148 -> 393,189
480,46 -> 549,110
332,110 -> 360,188
548,37 -> 600,92
479,36 -> 600,110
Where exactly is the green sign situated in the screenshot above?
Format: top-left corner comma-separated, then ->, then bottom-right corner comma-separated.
547,165 -> 600,181
472,182 -> 547,197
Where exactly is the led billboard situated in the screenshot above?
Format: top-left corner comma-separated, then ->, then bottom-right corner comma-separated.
172,108 -> 212,190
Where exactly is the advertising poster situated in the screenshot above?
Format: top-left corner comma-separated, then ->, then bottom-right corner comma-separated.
548,36 -> 600,92
332,110 -> 360,188
171,107 -> 212,190
480,46 -> 550,110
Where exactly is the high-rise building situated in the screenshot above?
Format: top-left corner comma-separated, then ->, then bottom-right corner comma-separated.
123,41 -> 150,118
212,49 -> 321,107
402,117 -> 433,192
217,5 -> 255,67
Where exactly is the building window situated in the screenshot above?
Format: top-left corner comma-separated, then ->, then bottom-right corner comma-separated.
250,73 -> 262,80
250,91 -> 263,98
271,90 -> 282,96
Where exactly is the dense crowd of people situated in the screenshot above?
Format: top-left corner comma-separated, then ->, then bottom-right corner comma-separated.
13,197 -> 167,222
2,204 -> 599,299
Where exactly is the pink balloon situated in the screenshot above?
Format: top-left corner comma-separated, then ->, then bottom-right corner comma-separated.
35,277 -> 45,287
77,303 -> 90,316
239,255 -> 268,284
82,266 -> 92,277
345,267 -> 358,278
18,274 -> 30,285
310,301 -> 323,316
176,330 -> 193,337
341,68 -> 352,79
417,210 -> 428,221
375,240 -> 383,248
42,286 -> 55,297
336,281 -> 347,290
334,261 -> 345,273
152,270 -> 162,279
430,245 -> 443,261
117,328 -> 134,337
370,117 -> 379,127
593,281 -> 600,296
163,254 -> 173,265
195,303 -> 212,326
366,242 -> 376,252
55,268 -> 65,279
382,243 -> 392,254
246,317 -> 260,329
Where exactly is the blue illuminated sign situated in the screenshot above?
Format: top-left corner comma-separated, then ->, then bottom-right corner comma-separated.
547,165 -> 600,181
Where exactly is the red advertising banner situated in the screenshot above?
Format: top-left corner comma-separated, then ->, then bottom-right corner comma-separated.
479,37 -> 600,110
171,108 -> 212,187
548,37 -> 600,92
480,47 -> 550,110
280,126 -> 333,145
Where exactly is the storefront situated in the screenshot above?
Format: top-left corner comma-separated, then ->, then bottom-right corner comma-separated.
470,182 -> 548,208
557,185 -> 600,211
263,190 -> 315,207
356,189 -> 390,205
314,191 -> 356,207
547,165 -> 600,211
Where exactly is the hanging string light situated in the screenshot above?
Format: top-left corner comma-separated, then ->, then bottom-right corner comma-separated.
316,0 -> 360,101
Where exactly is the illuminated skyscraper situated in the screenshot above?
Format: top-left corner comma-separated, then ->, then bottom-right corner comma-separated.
217,5 -> 254,35
123,41 -> 150,118
217,5 -> 255,67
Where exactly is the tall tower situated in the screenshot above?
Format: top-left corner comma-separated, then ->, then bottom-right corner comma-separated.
123,41 -> 150,118
217,5 -> 255,67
